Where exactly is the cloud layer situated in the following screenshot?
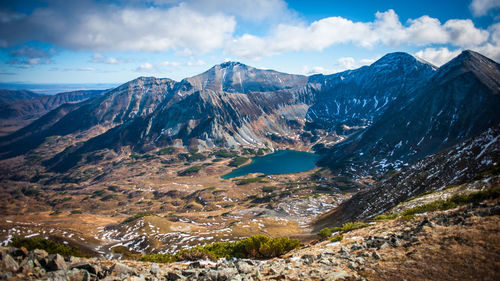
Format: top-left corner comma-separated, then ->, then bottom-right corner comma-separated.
227,9 -> 494,61
1,0 -> 499,73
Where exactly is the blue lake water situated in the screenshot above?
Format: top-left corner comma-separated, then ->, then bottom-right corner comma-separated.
221,150 -> 321,179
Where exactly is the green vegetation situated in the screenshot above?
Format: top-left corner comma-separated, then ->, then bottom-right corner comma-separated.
372,187 -> 500,222
262,186 -> 276,193
177,165 -> 203,176
228,157 -> 250,167
214,149 -> 238,158
121,213 -> 153,224
401,187 -> 500,216
236,177 -> 267,185
100,194 -> 117,201
70,210 -> 82,215
179,152 -> 206,162
157,147 -> 176,155
330,234 -> 344,242
317,221 -> 370,239
130,152 -> 155,160
107,185 -> 119,192
111,246 -> 142,260
140,235 -> 300,262
10,237 -> 86,257
318,228 -> 332,239
91,190 -> 106,198
372,213 -> 399,221
21,187 -> 41,197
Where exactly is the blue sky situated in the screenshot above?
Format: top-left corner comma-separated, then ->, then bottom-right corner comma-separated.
0,0 -> 499,85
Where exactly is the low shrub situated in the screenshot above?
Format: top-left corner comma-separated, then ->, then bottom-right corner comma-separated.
157,147 -> 176,155
121,213 -> 153,224
10,237 -> 86,257
228,157 -> 249,167
262,186 -> 275,193
401,187 -> 500,216
111,246 -> 142,260
318,228 -> 332,239
214,150 -> 238,158
330,234 -> 344,242
317,221 -> 370,239
140,235 -> 300,263
178,165 -> 203,176
140,252 -> 176,263
372,213 -> 399,221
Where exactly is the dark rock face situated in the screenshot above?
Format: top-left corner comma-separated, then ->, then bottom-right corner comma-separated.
319,50 -> 500,175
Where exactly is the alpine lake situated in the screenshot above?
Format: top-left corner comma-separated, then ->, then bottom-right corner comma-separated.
222,150 -> 321,179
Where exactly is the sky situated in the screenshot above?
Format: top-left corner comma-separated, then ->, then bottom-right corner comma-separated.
0,0 -> 500,85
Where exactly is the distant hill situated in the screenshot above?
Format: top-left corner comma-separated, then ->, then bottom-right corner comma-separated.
0,89 -> 106,136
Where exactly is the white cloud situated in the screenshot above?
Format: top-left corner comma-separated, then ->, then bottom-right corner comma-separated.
337,57 -> 356,70
158,61 -> 181,67
470,0 -> 500,16
1,2 -> 236,53
135,59 -> 206,73
414,47 -> 462,66
187,59 -> 206,66
181,0 -> 295,23
136,62 -> 155,72
91,53 -> 129,64
303,57 -> 377,75
226,9 -> 491,59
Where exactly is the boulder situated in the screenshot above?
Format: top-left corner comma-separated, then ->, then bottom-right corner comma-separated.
166,271 -> 183,280
2,254 -> 19,272
46,254 -> 68,272
110,262 -> 133,275
70,261 -> 101,276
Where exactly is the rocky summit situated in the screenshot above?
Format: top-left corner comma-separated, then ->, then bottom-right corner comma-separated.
0,50 -> 499,281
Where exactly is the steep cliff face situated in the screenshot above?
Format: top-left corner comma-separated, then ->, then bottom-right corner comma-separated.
319,50 -> 500,175
306,52 -> 436,133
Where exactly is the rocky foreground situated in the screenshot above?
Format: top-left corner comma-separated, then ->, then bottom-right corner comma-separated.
1,201 -> 499,281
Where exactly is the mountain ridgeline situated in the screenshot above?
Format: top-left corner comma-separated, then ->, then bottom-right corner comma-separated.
0,50 -> 499,176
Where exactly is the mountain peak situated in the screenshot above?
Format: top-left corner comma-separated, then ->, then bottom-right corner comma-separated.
433,49 -> 500,90
373,52 -> 424,66
218,61 -> 247,69
184,61 -> 307,94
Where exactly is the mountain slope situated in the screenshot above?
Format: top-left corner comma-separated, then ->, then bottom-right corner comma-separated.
314,125 -> 500,228
319,50 -> 500,175
0,77 -> 175,159
306,52 -> 435,133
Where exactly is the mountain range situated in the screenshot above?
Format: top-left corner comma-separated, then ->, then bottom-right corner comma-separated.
0,50 -> 498,178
